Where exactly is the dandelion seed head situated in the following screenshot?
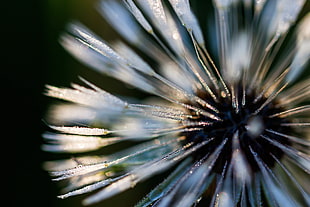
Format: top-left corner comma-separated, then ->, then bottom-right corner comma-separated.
45,0 -> 310,206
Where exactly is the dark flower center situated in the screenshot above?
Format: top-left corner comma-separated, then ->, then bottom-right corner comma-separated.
182,88 -> 292,173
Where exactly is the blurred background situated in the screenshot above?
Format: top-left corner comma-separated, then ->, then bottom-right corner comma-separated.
9,0 -> 309,207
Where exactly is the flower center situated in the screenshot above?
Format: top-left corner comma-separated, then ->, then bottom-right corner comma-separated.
182,89 -> 292,173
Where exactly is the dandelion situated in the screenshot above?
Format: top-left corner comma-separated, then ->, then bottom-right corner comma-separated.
44,0 -> 310,206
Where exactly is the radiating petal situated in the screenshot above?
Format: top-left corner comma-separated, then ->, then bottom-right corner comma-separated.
83,139 -> 211,205
287,13 -> 310,82
168,0 -> 205,45
136,158 -> 192,207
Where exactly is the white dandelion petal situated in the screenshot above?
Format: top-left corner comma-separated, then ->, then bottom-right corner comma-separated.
169,0 -> 205,45
113,42 -> 155,75
60,41 -> 154,94
232,150 -> 251,184
136,0 -> 167,26
225,32 -> 252,82
254,0 -> 267,13
44,156 -> 105,172
213,0 -> 234,76
223,140 -> 246,204
60,34 -> 112,71
46,161 -> 97,182
42,132 -> 122,153
261,135 -> 310,173
250,147 -> 299,206
238,185 -> 248,207
158,166 -> 210,207
208,165 -> 228,206
287,14 -> 310,82
123,0 -> 153,33
64,171 -> 107,191
61,26 -> 159,93
98,0 -> 142,44
283,155 -> 310,195
214,156 -> 238,207
62,26 -> 209,103
244,174 -> 261,207
242,0 -> 252,7
83,139 -> 211,205
136,158 -> 193,207
261,176 -> 297,207
108,136 -> 183,166
136,0 -> 186,55
48,125 -> 110,136
288,43 -> 310,82
213,0 -> 238,9
69,24 -> 128,65
46,138 -> 183,199
63,24 -> 224,111
97,0 -> 171,74
129,104 -> 190,119
271,154 -> 310,206
269,105 -> 310,118
157,138 -> 227,207
216,191 -> 234,207
61,33 -> 123,77
277,79 -> 310,106
47,104 -> 96,125
59,176 -> 124,199
48,136 -> 182,184
46,84 -> 127,110
274,0 -> 305,36
111,117 -> 180,139
159,59 -> 196,93
82,174 -> 138,205
49,160 -> 109,181
260,0 -> 305,42
265,129 -> 310,147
